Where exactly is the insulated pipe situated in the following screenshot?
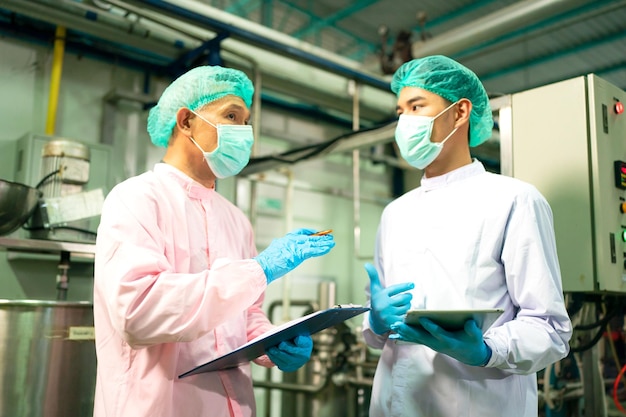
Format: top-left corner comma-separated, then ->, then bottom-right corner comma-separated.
6,0 -> 394,121
45,25 -> 66,135
3,0 -> 186,61
411,0 -> 584,58
118,0 -> 390,91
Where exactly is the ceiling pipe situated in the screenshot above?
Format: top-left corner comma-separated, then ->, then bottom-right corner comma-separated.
3,0 -> 394,120
412,0 -> 591,58
240,121 -> 397,177
2,0 -> 187,60
116,0 -> 390,91
100,0 -> 393,120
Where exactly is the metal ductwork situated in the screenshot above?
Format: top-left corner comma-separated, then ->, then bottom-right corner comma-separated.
411,0 -> 592,58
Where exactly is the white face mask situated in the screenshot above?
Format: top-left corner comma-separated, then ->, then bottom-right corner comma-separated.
395,101 -> 459,170
188,110 -> 254,179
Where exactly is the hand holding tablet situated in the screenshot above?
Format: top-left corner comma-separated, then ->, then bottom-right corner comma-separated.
404,308 -> 504,332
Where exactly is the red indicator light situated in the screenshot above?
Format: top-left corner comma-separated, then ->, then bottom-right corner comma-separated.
616,101 -> 625,115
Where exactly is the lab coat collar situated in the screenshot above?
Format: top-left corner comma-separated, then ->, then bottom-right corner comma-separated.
154,163 -> 215,200
420,159 -> 486,191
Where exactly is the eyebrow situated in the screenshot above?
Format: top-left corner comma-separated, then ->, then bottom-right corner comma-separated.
221,103 -> 247,113
396,95 -> 427,111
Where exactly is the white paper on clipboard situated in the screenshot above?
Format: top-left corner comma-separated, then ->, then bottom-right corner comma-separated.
179,305 -> 369,378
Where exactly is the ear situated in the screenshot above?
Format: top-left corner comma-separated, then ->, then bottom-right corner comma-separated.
175,107 -> 194,136
455,98 -> 472,127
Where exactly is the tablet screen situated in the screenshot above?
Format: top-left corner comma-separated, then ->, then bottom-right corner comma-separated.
404,308 -> 504,332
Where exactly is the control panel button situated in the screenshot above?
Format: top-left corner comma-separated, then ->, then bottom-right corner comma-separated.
616,161 -> 626,190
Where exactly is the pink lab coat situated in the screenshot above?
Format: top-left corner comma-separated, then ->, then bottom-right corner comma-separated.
93,163 -> 274,417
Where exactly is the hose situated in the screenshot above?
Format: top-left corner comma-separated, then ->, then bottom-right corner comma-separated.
613,363 -> 626,414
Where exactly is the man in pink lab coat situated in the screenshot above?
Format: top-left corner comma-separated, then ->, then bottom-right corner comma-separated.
93,65 -> 335,417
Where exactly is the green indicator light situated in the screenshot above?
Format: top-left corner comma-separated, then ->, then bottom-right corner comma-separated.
623,230 -> 626,242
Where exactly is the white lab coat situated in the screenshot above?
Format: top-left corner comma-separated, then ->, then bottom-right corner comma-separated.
363,160 -> 572,417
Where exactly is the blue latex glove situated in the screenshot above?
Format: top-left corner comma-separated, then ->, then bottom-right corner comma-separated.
266,334 -> 313,372
255,228 -> 335,284
365,263 -> 414,335
389,318 -> 492,367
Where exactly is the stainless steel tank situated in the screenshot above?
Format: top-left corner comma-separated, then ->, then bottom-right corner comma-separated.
0,300 -> 96,417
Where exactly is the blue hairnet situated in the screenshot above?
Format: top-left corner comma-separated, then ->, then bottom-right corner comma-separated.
147,66 -> 254,148
391,55 -> 493,147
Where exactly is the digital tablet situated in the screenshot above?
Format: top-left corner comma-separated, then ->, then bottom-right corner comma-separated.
404,308 -> 504,332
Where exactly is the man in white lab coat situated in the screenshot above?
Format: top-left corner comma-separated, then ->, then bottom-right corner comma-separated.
362,55 -> 572,417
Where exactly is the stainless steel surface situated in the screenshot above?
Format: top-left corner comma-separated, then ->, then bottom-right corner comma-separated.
41,139 -> 90,160
31,138 -> 94,243
0,179 -> 41,236
0,237 -> 95,258
0,300 -> 96,417
318,281 -> 336,311
40,139 -> 90,191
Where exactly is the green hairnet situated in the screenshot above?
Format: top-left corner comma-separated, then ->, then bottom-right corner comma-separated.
147,66 -> 254,148
391,55 -> 493,147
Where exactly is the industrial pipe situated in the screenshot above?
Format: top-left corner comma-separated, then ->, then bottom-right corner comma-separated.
281,168 -> 295,323
116,0 -> 390,91
3,0 -> 188,61
350,80 -> 370,260
45,25 -> 66,135
253,377 -> 329,394
3,0 -> 394,121
260,299 -> 322,414
411,0 -> 589,58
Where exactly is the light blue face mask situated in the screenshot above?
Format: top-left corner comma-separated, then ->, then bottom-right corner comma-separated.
395,101 -> 459,170
188,110 -> 254,179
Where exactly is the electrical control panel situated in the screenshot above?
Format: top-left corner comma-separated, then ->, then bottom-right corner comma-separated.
506,75 -> 626,293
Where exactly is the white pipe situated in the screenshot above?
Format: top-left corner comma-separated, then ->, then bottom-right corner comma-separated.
412,0 -> 585,58
122,0 -> 379,76
126,0 -> 396,113
350,80 -> 370,260
3,0 -> 186,59
4,0 -> 395,119
281,168 -> 295,323
106,0 -> 396,118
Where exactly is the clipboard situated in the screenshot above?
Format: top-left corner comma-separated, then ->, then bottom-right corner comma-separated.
404,308 -> 504,332
179,305 -> 369,378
